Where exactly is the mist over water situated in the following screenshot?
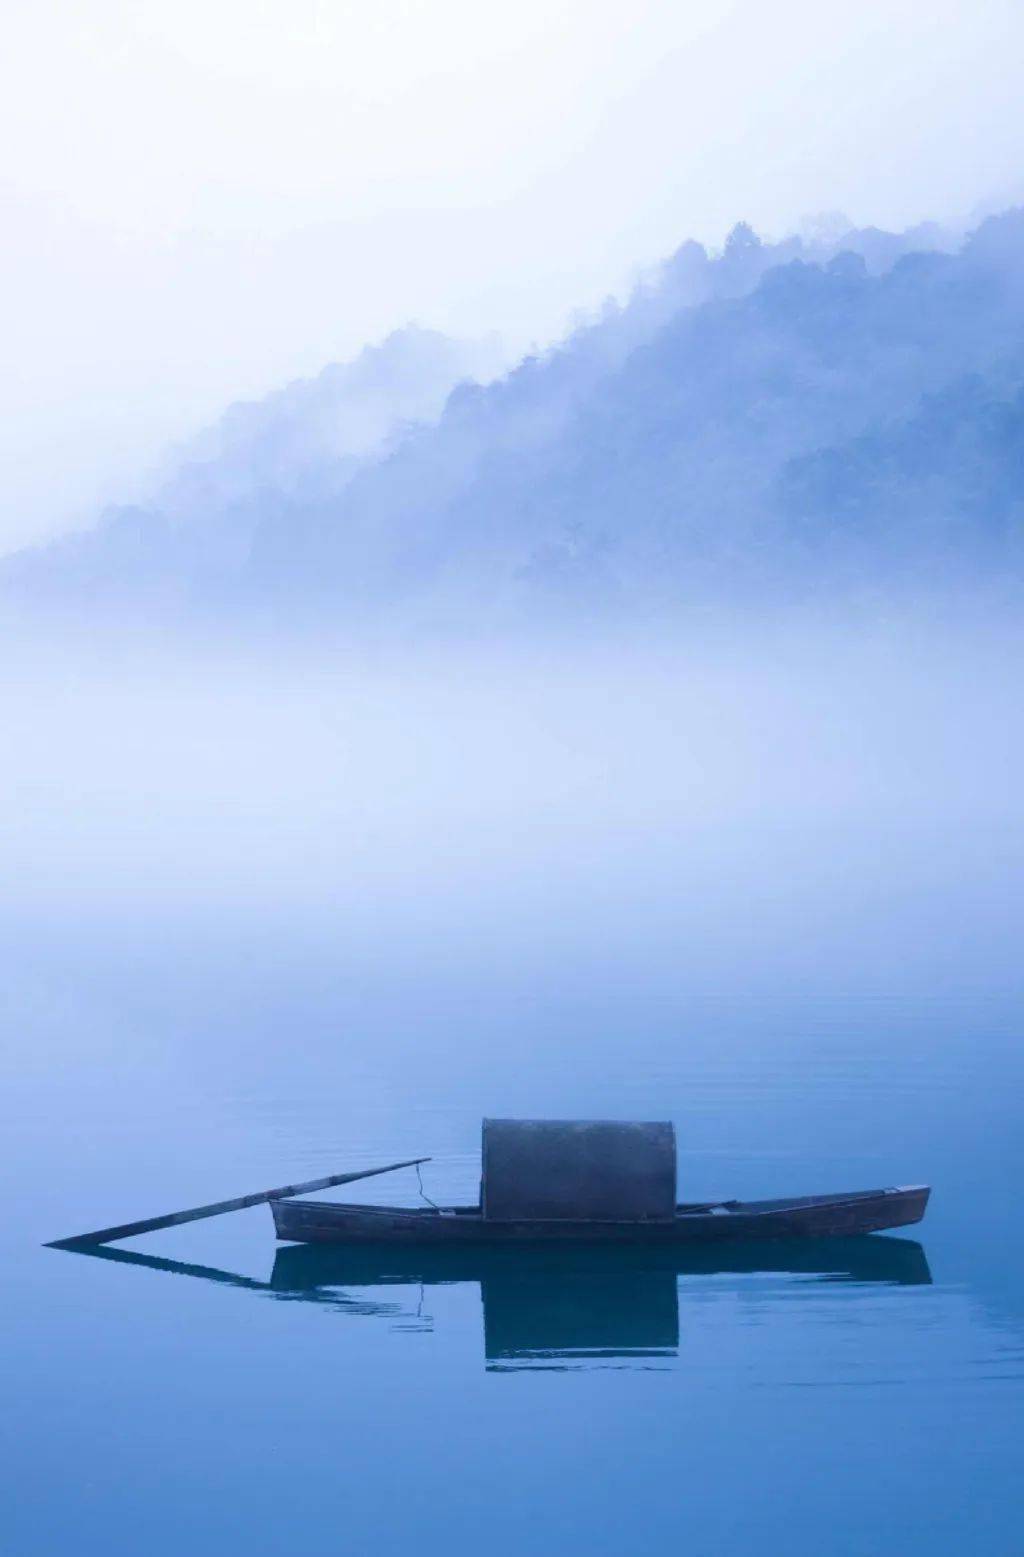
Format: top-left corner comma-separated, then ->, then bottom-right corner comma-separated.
5,604 -> 1021,994
5,552 -> 1024,1555
4,196 -> 1024,1551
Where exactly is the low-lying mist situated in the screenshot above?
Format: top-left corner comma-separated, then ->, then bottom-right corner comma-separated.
5,607 -> 1021,1003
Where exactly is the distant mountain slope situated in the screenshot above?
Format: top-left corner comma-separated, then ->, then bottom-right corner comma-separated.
252,211 -> 1024,615
3,326 -> 502,602
160,325 -> 506,512
11,209 -> 1024,624
778,373 -> 1024,561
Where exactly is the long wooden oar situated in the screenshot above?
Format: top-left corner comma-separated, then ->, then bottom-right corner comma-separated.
45,1156 -> 431,1248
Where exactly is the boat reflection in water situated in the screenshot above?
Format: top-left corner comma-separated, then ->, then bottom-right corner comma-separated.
70,1236 -> 931,1371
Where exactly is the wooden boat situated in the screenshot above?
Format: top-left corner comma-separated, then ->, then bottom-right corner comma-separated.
271,1118 -> 930,1246
271,1185 -> 930,1244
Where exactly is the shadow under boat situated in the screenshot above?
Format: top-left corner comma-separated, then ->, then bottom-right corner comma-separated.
276,1238 -> 932,1366
64,1234 -> 931,1368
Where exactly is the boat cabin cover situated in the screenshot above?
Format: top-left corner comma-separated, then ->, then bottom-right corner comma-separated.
481,1119 -> 677,1222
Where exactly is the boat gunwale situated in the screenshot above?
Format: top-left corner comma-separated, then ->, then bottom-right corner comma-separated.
273,1185 -> 930,1226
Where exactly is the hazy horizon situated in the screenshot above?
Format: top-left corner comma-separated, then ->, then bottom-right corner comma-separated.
5,14 -> 1024,1552
3,1 -> 1024,551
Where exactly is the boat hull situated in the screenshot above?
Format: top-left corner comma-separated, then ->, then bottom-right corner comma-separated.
271,1185 -> 930,1245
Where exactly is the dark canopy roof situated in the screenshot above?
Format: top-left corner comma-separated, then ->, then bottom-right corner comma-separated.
481,1118 -> 677,1222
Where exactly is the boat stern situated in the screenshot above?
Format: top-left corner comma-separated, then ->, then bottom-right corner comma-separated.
874,1184 -> 931,1232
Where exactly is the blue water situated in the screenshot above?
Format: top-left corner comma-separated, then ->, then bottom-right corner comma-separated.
3,632 -> 1022,1553
5,935 -> 1022,1555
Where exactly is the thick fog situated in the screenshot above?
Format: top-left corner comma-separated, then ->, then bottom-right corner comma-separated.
4,203 -> 1023,1012
4,613 -> 1021,1009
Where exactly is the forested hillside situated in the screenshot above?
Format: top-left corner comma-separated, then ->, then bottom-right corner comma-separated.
11,209 -> 1024,626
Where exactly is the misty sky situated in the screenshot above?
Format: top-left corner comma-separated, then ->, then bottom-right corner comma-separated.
3,0 -> 1023,551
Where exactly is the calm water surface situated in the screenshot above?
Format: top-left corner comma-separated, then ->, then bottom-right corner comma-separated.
3,634 -> 1023,1554
4,926 -> 1022,1557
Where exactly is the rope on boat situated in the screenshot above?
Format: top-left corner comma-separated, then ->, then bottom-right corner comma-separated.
416,1160 -> 440,1211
